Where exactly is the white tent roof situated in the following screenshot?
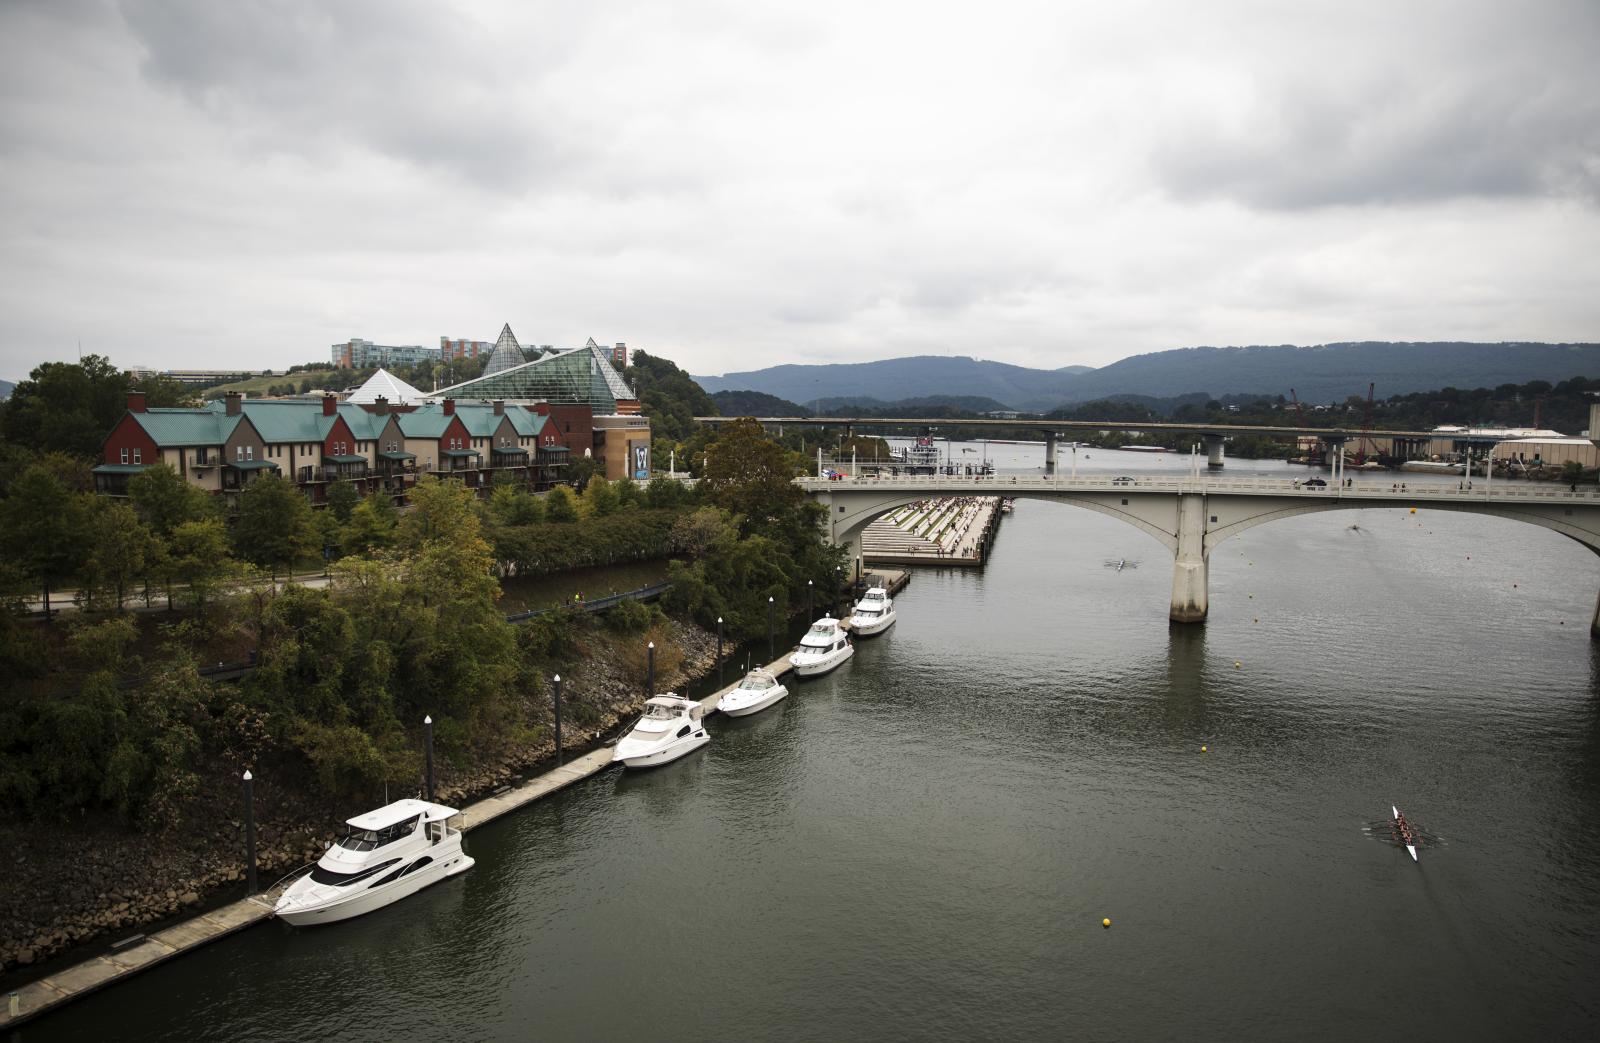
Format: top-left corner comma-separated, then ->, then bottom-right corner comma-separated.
347,368 -> 428,405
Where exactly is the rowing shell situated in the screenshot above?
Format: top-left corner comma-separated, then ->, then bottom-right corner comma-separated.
1393,805 -> 1418,863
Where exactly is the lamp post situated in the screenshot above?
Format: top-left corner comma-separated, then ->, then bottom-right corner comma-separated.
716,617 -> 724,687
242,770 -> 257,894
552,675 -> 563,766
807,579 -> 814,619
767,596 -> 775,661
423,715 -> 435,801
646,641 -> 655,697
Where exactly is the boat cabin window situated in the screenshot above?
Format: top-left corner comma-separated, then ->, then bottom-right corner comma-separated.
856,609 -> 880,619
643,703 -> 679,720
807,624 -> 833,636
739,675 -> 774,690
336,814 -> 420,852
310,857 -> 402,886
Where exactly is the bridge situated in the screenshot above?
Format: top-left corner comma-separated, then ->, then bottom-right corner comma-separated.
698,415 -> 1462,469
797,473 -> 1600,634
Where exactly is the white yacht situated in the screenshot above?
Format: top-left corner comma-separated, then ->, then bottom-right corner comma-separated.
274,799 -> 474,926
848,587 -> 897,636
789,617 -> 854,677
612,694 -> 710,768
716,668 -> 789,717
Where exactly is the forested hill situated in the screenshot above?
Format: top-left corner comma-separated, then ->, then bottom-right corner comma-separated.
694,356 -> 1091,411
0,378 -> 14,400
710,389 -> 808,416
694,342 -> 1600,412
1065,342 -> 1600,405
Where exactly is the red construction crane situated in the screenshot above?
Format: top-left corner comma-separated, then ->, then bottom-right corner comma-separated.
1354,382 -> 1376,465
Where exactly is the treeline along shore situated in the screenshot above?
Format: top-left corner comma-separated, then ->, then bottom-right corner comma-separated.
0,374 -> 845,978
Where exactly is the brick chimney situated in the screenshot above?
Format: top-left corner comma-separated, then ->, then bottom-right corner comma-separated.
535,402 -> 550,417
322,394 -> 337,417
493,400 -> 504,416
373,396 -> 389,416
443,398 -> 455,416
225,391 -> 242,417
127,389 -> 147,413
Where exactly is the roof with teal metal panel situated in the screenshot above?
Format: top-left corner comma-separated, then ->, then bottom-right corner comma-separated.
394,403 -> 457,438
128,407 -> 239,446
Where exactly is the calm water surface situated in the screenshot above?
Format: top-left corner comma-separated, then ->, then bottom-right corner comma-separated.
31,449 -> 1600,1041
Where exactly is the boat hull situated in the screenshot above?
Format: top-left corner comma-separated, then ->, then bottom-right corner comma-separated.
276,850 -> 475,926
849,612 -> 895,636
718,687 -> 789,717
792,645 -> 854,676
1393,805 -> 1418,863
614,730 -> 710,768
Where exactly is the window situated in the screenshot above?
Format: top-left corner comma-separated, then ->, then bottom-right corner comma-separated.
246,446 -> 253,461
120,448 -> 129,464
309,858 -> 402,887
133,448 -> 142,464
236,446 -> 243,461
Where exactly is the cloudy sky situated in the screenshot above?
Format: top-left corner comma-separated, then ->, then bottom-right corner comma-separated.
1,0 -> 1596,381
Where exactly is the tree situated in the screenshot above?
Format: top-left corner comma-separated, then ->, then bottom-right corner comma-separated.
233,473 -> 316,578
397,475 -> 482,552
564,455 -> 600,492
544,484 -> 579,523
697,417 -> 804,532
0,354 -> 129,458
325,479 -> 360,522
167,517 -> 233,615
128,463 -> 215,536
82,498 -> 156,611
0,463 -> 92,617
488,484 -> 544,526
345,493 -> 398,555
580,475 -> 620,517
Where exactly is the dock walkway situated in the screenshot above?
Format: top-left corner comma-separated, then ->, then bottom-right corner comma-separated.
1,570 -> 907,1030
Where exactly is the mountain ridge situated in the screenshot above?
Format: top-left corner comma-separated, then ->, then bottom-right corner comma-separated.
695,342 -> 1600,411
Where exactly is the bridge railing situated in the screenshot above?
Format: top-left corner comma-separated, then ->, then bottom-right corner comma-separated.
793,473 -> 1600,502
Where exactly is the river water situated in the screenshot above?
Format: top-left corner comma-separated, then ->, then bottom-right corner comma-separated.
30,449 -> 1600,1041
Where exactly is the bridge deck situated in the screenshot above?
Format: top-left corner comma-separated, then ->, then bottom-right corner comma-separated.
798,474 -> 1598,505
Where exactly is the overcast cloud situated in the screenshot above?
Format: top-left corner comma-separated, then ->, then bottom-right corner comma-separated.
1,0 -> 1596,380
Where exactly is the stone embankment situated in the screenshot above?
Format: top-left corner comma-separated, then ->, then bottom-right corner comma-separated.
0,619 -> 721,980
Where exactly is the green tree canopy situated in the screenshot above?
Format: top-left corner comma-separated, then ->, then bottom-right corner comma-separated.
697,417 -> 805,532
233,473 -> 316,576
128,463 -> 216,536
0,463 -> 93,615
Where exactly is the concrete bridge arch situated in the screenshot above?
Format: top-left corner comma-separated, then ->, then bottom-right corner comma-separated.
805,476 -> 1600,632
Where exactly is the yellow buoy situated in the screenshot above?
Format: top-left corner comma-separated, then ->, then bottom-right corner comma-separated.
1234,661 -> 1242,668
1102,918 -> 1112,928
1201,745 -> 1208,753
1410,508 -> 1417,514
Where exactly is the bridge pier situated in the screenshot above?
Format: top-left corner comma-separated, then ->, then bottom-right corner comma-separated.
1592,588 -> 1600,641
1203,434 -> 1225,470
1044,433 -> 1058,475
1170,493 -> 1209,623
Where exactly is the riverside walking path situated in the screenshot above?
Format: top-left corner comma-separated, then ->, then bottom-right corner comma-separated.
1,569 -> 908,1030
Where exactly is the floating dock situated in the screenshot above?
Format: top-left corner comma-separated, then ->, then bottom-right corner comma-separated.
1,570 -> 908,1030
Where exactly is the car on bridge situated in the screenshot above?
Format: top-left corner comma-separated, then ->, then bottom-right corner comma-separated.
1112,476 -> 1135,485
1303,477 -> 1327,487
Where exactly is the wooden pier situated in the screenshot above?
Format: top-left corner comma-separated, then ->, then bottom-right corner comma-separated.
0,570 -> 907,1030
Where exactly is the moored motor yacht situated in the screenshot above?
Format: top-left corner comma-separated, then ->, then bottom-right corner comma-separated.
848,587 -> 897,636
274,799 -> 474,926
790,616 -> 854,677
716,668 -> 789,717
612,694 -> 710,768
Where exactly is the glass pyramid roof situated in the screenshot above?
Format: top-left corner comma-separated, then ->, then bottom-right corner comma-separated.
432,343 -> 635,411
483,323 -> 528,376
